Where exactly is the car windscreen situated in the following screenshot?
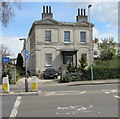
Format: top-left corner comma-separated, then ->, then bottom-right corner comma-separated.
45,68 -> 56,72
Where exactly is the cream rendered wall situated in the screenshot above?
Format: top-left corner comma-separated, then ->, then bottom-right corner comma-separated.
73,27 -> 90,44
35,26 -> 59,43
59,26 -> 74,43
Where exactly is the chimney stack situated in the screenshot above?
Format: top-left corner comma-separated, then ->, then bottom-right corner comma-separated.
42,6 -> 53,19
76,8 -> 88,22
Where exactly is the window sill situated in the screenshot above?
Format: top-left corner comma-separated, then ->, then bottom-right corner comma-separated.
45,42 -> 51,44
45,65 -> 53,67
81,42 -> 87,44
64,42 -> 70,44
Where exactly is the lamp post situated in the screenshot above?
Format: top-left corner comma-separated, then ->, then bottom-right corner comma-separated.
19,38 -> 29,92
88,4 -> 92,28
88,4 -> 93,80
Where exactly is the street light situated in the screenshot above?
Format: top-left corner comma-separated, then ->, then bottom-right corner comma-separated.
19,38 -> 29,92
88,4 -> 93,80
88,4 -> 92,29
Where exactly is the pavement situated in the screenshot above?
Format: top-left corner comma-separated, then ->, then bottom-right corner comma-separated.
0,76 -> 119,96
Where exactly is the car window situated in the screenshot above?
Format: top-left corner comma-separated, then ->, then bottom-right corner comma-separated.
45,68 -> 55,72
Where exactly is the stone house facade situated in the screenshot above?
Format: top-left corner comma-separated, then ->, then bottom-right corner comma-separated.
27,6 -> 94,75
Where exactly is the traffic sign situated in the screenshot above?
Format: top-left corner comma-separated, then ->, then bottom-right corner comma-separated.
2,57 -> 10,63
25,50 -> 29,59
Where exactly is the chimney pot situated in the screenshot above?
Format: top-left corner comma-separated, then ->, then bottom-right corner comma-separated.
84,9 -> 86,16
43,6 -> 45,13
81,9 -> 83,16
49,6 -> 51,13
46,6 -> 48,13
78,9 -> 80,16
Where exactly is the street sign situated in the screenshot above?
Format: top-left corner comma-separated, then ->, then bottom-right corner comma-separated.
2,57 -> 10,63
25,50 -> 29,59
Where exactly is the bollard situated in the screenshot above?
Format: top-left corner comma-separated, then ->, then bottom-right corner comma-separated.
31,76 -> 38,92
2,77 -> 10,93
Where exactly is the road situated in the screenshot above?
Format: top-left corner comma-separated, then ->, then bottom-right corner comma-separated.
2,83 -> 119,118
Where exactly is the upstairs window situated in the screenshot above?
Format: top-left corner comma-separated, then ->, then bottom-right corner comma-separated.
80,32 -> 86,42
45,53 -> 52,66
64,31 -> 70,43
45,30 -> 51,42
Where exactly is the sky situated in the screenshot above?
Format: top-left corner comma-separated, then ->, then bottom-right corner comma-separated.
0,0 -> 119,58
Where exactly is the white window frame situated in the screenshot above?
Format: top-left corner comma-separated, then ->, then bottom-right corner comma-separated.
45,30 -> 51,42
80,32 -> 86,43
64,31 -> 70,43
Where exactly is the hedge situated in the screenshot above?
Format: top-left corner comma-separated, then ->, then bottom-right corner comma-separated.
87,66 -> 120,80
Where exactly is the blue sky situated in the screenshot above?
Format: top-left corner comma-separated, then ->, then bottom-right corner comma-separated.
1,1 -> 118,58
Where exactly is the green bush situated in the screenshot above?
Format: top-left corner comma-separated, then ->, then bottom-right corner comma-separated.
60,73 -> 82,83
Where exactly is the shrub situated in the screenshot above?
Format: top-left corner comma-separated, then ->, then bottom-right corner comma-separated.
60,73 -> 82,83
87,66 -> 120,80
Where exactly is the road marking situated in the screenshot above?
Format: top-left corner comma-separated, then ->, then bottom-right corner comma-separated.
9,96 -> 22,117
56,105 -> 95,115
45,92 -> 55,96
105,92 -> 110,94
45,90 -> 86,96
114,95 -> 120,99
79,91 -> 86,94
102,89 -> 118,94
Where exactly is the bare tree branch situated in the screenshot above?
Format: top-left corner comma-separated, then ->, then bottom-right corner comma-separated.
0,0 -> 22,27
0,44 -> 12,57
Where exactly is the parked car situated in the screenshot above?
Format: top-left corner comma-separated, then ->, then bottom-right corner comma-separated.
43,68 -> 58,79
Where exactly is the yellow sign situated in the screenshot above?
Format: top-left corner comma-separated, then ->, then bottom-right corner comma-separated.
32,83 -> 37,90
2,84 -> 8,91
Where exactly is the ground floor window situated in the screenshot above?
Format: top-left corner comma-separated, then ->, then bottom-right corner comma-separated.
45,53 -> 52,66
63,55 -> 73,64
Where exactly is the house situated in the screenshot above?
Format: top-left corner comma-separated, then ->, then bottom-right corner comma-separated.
27,6 -> 94,75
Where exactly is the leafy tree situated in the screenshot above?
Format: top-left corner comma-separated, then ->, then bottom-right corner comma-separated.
0,0 -> 21,27
79,54 -> 88,80
99,37 -> 116,60
16,53 -> 23,68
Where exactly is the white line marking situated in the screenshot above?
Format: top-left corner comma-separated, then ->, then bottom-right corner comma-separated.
9,96 -> 22,117
45,92 -> 55,96
79,91 -> 86,94
105,92 -> 110,94
114,95 -> 120,99
45,91 -> 86,96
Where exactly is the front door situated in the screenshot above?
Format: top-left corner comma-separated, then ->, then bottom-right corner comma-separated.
63,55 -> 73,64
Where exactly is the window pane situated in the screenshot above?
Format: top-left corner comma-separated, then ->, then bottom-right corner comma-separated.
45,30 -> 51,42
45,53 -> 52,65
80,32 -> 86,42
64,31 -> 70,42
63,56 -> 73,64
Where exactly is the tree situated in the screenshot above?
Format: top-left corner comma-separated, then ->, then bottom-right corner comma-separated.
0,0 -> 21,27
99,37 -> 116,60
79,54 -> 88,80
16,53 -> 23,68
0,44 -> 12,57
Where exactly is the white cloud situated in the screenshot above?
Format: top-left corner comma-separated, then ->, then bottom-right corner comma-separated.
93,27 -> 118,42
0,37 -> 24,58
91,2 -> 118,27
105,24 -> 111,28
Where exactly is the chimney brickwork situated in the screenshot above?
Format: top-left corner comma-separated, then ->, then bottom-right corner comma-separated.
76,8 -> 88,22
42,6 -> 53,19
